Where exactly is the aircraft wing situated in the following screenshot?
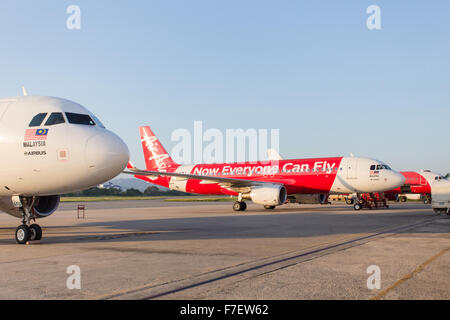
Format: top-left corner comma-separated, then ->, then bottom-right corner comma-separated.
123,167 -> 279,190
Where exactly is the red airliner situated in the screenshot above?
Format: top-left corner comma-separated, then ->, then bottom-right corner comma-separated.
385,170 -> 446,203
125,126 -> 405,211
343,170 -> 447,206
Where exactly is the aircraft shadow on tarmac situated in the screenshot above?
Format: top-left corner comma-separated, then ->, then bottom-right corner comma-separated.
0,205 -> 447,245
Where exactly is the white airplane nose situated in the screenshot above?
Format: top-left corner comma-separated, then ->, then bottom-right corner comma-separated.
389,171 -> 406,189
397,172 -> 406,187
85,132 -> 129,177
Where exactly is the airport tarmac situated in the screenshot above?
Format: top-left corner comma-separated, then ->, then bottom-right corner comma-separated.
0,201 -> 448,300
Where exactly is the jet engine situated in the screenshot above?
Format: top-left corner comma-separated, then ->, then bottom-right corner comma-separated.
0,195 -> 60,219
248,185 -> 287,206
288,194 -> 329,204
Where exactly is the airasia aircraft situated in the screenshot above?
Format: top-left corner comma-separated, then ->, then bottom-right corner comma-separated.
126,126 -> 405,211
384,170 -> 447,203
0,95 -> 129,244
265,150 -> 446,209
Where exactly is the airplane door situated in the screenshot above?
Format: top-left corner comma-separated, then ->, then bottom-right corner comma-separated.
346,158 -> 358,179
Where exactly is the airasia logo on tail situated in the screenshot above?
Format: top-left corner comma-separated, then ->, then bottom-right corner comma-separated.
141,133 -> 172,171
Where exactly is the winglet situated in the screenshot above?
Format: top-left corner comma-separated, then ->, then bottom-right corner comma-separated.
22,87 -> 28,96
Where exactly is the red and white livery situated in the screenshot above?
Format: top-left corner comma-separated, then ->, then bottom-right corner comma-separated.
385,170 -> 447,203
126,126 -> 405,211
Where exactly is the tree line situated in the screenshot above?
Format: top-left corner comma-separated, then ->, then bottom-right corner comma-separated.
64,186 -> 192,197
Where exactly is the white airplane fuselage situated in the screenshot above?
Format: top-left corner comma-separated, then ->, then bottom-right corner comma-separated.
0,96 -> 129,219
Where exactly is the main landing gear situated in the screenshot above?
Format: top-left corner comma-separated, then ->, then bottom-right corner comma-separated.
346,198 -> 354,205
15,197 -> 43,244
233,193 -> 247,212
233,201 -> 247,212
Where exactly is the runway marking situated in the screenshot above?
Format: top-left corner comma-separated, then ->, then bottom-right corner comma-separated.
96,217 -> 437,300
370,247 -> 450,300
71,231 -> 160,241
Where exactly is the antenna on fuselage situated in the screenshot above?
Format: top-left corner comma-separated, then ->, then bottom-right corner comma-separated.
21,87 -> 28,96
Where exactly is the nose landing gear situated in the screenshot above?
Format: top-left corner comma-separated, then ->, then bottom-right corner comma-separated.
15,197 -> 43,244
352,193 -> 389,211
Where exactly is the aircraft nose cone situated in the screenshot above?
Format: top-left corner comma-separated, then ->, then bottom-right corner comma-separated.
85,132 -> 129,178
397,173 -> 406,187
389,171 -> 406,189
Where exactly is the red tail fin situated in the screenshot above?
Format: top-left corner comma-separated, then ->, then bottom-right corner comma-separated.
139,126 -> 177,171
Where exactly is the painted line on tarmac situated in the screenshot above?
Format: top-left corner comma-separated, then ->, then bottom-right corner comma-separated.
371,246 -> 450,300
97,217 -> 437,300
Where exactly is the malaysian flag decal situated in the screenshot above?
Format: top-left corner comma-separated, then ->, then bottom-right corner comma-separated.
370,170 -> 380,177
24,129 -> 49,141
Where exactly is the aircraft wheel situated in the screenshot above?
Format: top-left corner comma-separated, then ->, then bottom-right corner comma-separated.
346,199 -> 354,205
233,201 -> 247,212
400,197 -> 407,202
423,199 -> 429,204
15,225 -> 31,244
264,205 -> 276,210
29,224 -> 42,241
353,204 -> 362,211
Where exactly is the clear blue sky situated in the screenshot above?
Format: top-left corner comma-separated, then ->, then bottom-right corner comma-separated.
0,1 -> 449,173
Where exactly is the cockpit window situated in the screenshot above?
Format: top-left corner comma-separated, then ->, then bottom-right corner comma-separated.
45,112 -> 66,126
65,112 -> 95,126
371,164 -> 391,170
92,115 -> 105,128
29,113 -> 47,127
